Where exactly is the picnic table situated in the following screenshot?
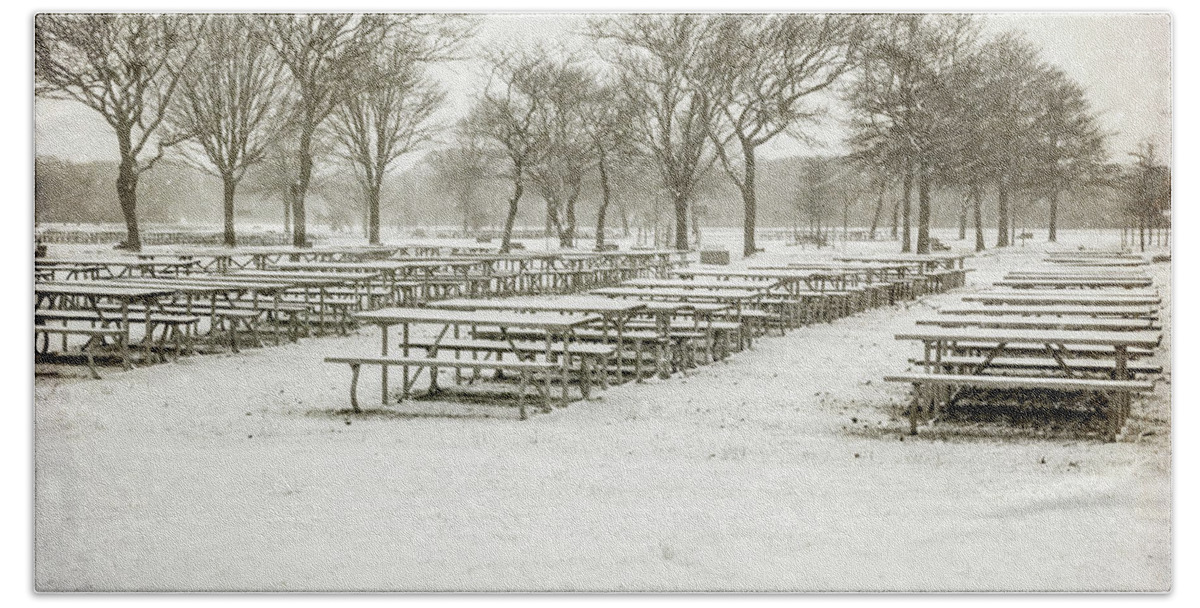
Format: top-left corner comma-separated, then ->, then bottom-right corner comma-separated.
889,325 -> 1161,439
671,267 -> 850,293
938,304 -> 1158,320
917,314 -> 1157,332
269,259 -> 489,300
836,253 -> 972,271
36,281 -> 180,369
994,277 -> 1153,289
36,257 -> 200,278
339,307 -> 604,417
961,291 -> 1161,306
1045,258 -> 1149,267
428,296 -> 649,379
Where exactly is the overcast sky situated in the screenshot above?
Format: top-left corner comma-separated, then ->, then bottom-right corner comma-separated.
33,12 -> 1172,166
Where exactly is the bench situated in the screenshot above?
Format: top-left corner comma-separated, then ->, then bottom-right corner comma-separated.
884,372 -> 1155,440
35,324 -> 129,378
103,303 -> 268,352
911,355 -> 1163,377
472,326 -> 675,381
405,337 -> 616,391
950,341 -> 1155,359
324,355 -> 560,419
38,308 -> 200,361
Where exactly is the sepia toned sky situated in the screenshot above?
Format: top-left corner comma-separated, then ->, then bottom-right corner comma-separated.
33,12 -> 1172,166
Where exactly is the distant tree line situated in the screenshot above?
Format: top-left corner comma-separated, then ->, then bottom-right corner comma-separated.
35,13 -> 1167,253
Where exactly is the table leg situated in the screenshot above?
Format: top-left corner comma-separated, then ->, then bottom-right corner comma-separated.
1113,344 -> 1129,441
381,324 -> 389,405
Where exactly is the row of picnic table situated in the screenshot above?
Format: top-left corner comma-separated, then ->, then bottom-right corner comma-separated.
885,249 -> 1163,441
321,252 -> 975,419
34,245 -> 688,378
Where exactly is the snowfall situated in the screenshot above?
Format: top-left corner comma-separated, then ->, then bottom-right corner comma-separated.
33,227 -> 1172,592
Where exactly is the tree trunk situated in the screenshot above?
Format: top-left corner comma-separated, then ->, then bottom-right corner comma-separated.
972,183 -> 985,252
1047,189 -> 1059,242
916,160 -> 931,254
958,192 -> 968,241
673,192 -> 689,251
869,179 -> 885,240
367,179 -> 381,246
890,198 -> 899,240
996,176 -> 1010,247
566,188 -> 579,248
283,191 -> 292,235
293,124 -> 314,248
741,142 -> 758,257
618,198 -> 630,237
901,162 -> 913,252
500,170 -> 524,254
595,158 -> 611,251
116,156 -> 142,251
222,175 -> 237,247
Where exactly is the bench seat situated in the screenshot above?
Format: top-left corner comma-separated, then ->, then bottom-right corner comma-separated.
325,355 -> 562,418
885,372 -> 1154,439
911,356 -> 1163,376
35,324 -> 129,378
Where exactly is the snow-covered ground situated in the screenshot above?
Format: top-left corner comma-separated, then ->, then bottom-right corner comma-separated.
33,228 -> 1172,591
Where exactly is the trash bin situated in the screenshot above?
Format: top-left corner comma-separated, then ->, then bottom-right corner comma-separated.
700,249 -> 730,265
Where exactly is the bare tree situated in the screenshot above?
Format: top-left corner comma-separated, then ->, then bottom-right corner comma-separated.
971,32 -> 1047,248
35,14 -> 202,251
427,122 -> 492,235
329,17 -> 461,245
467,51 -> 549,253
255,14 -> 390,247
1125,143 -> 1169,253
847,14 -> 980,253
583,79 -> 637,251
592,14 -> 717,252
166,15 -> 285,247
1027,67 -> 1107,242
702,14 -> 866,257
523,53 -> 596,248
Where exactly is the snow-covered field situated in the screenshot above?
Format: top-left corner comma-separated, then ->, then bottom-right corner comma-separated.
33,228 -> 1172,591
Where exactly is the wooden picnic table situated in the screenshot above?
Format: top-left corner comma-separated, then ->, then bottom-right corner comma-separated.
352,307 -> 603,407
994,277 -> 1153,289
962,291 -> 1161,306
671,267 -> 850,293
1046,250 -> 1142,258
895,325 -> 1161,437
1045,258 -> 1149,267
592,286 -> 763,308
1006,269 -> 1148,279
36,281 -> 179,363
938,304 -> 1158,319
836,253 -> 971,271
269,259 -> 489,299
36,257 -> 200,278
917,314 -> 1156,332
428,296 -> 649,379
622,277 -> 782,291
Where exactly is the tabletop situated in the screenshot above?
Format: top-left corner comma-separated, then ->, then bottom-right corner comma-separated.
355,307 -> 602,330
895,326 -> 1161,348
428,296 -> 648,315
621,278 -> 780,291
916,315 -> 1156,332
591,287 -> 764,301
938,304 -> 1158,318
35,281 -> 178,301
